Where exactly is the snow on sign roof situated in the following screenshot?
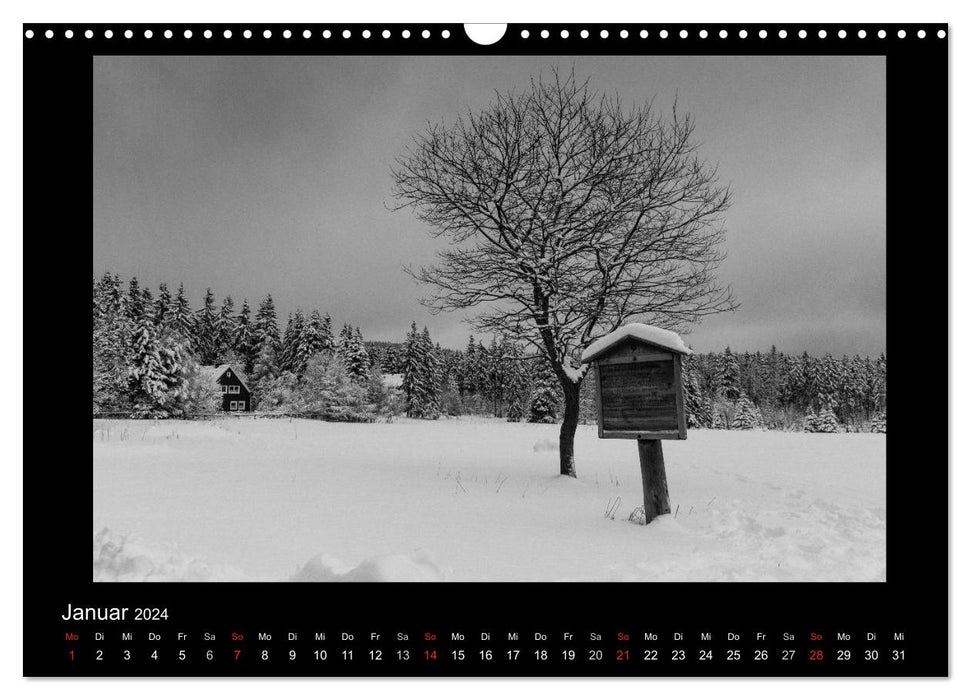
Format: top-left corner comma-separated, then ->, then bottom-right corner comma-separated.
580,323 -> 691,364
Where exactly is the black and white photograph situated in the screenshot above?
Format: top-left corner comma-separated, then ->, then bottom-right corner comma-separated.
91,54 -> 888,584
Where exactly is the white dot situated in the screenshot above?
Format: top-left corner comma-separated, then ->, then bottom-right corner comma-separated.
343,29 -> 351,39
639,29 -> 648,39
719,29 -> 728,39
402,29 -> 410,38
878,29 -> 886,39
918,29 -> 926,38
897,30 -> 906,38
739,29 -> 747,39
303,29 -> 311,38
263,29 -> 272,39
778,29 -> 787,39
938,29 -> 946,39
65,29 -> 74,39
104,29 -> 113,38
85,29 -> 94,39
679,29 -> 688,39
540,29 -> 549,39
283,29 -> 291,39
798,29 -> 807,39
45,29 -> 53,39
441,29 -> 450,39
818,29 -> 827,39
24,29 -> 33,39
422,29 -> 431,39
560,29 -> 569,39
223,29 -> 232,39
580,29 -> 589,39
204,29 -> 212,38
164,29 -> 173,39
383,29 -> 391,39
759,29 -> 767,39
660,29 -> 668,39
242,29 -> 251,39
838,30 -> 847,39
324,30 -> 332,38
144,29 -> 153,39
362,29 -> 371,39
600,29 -> 609,39
184,30 -> 193,39
521,29 -> 529,38
858,29 -> 867,39
620,29 -> 628,39
699,30 -> 708,39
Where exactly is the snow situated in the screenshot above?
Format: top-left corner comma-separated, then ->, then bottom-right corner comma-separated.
382,373 -> 404,389
93,417 -> 885,582
581,323 -> 691,363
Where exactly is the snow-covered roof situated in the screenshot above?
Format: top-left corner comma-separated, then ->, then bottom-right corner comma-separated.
201,363 -> 251,393
580,323 -> 691,364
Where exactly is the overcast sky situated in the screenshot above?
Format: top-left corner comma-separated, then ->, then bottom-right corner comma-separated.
93,55 -> 885,356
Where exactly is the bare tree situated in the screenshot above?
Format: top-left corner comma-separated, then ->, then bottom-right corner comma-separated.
392,69 -> 736,477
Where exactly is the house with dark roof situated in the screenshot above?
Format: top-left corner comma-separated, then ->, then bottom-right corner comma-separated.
202,364 -> 252,412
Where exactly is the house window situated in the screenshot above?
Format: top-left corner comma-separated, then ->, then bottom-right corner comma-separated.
229,401 -> 238,411
237,401 -> 246,411
221,386 -> 229,393
229,385 -> 240,394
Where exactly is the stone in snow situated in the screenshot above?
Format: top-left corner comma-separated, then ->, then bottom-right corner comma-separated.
580,323 -> 692,364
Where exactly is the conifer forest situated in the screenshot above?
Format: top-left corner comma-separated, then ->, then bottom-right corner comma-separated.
93,272 -> 886,433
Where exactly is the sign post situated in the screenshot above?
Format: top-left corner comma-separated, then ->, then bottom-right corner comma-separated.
581,324 -> 690,525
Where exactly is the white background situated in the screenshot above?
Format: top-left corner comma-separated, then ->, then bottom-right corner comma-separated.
2,0 -> 964,698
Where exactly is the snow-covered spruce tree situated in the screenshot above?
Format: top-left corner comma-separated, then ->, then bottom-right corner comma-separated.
813,407 -> 841,433
141,288 -> 154,320
294,309 -> 329,375
802,410 -> 819,432
730,395 -> 762,430
280,310 -> 304,373
392,68 -> 735,476
126,314 -> 172,418
681,353 -> 709,429
169,283 -> 195,344
348,327 -> 373,382
401,322 -> 425,417
717,346 -> 741,401
194,288 -> 220,365
254,294 -> 281,364
93,272 -> 131,413
528,359 -> 560,424
401,322 -> 437,418
233,299 -> 258,373
419,328 -> 441,418
155,282 -> 172,328
125,277 -> 145,324
217,296 -> 236,360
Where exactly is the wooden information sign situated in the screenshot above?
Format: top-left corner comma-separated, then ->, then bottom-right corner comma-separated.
581,324 -> 690,524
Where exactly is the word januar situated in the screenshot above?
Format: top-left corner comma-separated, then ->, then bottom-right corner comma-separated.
61,604 -> 169,621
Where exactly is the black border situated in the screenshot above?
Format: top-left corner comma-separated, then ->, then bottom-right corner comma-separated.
24,23 -> 948,677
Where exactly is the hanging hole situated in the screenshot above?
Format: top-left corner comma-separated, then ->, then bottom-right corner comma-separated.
463,24 -> 507,45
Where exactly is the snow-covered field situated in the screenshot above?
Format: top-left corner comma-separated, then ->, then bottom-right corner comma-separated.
93,417 -> 885,582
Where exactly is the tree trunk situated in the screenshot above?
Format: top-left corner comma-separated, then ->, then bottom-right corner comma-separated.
637,439 -> 671,524
559,379 -> 580,478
